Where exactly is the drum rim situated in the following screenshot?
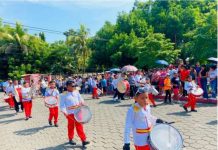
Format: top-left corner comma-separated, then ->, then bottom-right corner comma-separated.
74,106 -> 92,123
149,124 -> 183,150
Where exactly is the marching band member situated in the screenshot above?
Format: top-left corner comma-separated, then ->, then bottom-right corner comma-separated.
5,80 -> 15,109
91,77 -> 99,99
21,82 -> 33,120
60,80 -> 90,148
144,78 -> 157,107
13,80 -> 23,112
123,88 -> 163,150
45,80 -> 59,127
183,76 -> 198,112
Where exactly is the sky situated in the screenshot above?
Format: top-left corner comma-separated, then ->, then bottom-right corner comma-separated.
0,0 -> 136,42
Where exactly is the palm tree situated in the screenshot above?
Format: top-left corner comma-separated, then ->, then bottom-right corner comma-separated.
66,25 -> 91,73
0,22 -> 29,55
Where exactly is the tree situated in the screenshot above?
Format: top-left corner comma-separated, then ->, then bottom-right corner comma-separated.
135,32 -> 180,68
65,25 -> 91,73
183,9 -> 217,63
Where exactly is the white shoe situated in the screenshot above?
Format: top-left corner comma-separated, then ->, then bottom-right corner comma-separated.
113,98 -> 116,101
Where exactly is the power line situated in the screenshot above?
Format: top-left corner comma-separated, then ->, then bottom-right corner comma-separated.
2,21 -> 64,35
1,19 -> 110,41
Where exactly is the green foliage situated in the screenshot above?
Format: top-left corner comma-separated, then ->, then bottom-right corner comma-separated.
89,0 -> 217,69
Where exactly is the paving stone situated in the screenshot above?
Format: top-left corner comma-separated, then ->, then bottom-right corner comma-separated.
0,93 -> 216,150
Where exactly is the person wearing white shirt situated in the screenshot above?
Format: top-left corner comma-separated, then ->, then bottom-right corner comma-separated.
112,74 -> 119,101
13,80 -> 23,112
135,72 -> 142,88
21,82 -> 33,120
123,88 -> 164,150
209,66 -> 217,98
60,80 -> 90,148
88,76 -> 93,93
45,80 -> 60,127
183,76 -> 198,112
5,80 -> 15,109
40,79 -> 47,96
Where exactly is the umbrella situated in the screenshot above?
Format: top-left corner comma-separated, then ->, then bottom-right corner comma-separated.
208,57 -> 218,62
110,68 -> 120,72
121,65 -> 138,72
155,60 -> 169,66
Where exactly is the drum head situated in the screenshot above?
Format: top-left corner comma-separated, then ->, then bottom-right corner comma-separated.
150,124 -> 183,150
191,88 -> 203,96
44,96 -> 57,105
97,88 -> 102,95
74,106 -> 92,124
151,86 -> 159,95
117,81 -> 127,93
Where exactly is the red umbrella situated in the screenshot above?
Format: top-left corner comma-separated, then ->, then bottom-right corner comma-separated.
121,65 -> 138,72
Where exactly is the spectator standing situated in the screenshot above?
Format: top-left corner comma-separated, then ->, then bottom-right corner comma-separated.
208,65 -> 217,98
199,65 -> 209,99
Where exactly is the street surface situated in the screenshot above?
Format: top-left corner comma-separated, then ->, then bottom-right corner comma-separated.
0,93 -> 217,150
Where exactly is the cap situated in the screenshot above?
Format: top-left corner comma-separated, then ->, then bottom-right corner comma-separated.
66,80 -> 77,87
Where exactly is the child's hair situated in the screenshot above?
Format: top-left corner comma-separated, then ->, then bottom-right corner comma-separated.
49,80 -> 56,84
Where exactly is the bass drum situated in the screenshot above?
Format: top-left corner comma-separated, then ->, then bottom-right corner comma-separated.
149,124 -> 183,150
117,80 -> 130,93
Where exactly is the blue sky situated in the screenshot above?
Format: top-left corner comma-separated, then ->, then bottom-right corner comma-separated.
0,0 -> 136,42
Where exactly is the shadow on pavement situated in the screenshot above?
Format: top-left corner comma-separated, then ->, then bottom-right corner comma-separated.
0,113 -> 16,120
0,105 -> 10,111
98,99 -> 121,105
37,143 -> 85,150
0,118 -> 24,124
115,104 -> 131,107
14,125 -> 50,136
206,120 -> 217,125
167,111 -> 191,116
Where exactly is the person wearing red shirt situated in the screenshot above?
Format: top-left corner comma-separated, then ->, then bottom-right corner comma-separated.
179,65 -> 190,96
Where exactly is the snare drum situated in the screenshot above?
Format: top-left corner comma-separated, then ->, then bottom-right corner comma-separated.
149,124 -> 183,150
44,96 -> 58,108
97,88 -> 102,96
191,88 -> 203,97
74,106 -> 92,124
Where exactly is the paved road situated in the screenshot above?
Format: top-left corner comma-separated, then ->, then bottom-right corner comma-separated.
0,93 -> 217,150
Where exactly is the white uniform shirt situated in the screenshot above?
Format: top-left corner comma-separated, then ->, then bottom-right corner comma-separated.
135,75 -> 142,87
124,103 -> 157,146
91,80 -> 97,88
60,91 -> 84,115
6,85 -> 15,96
112,78 -> 119,89
21,87 -> 32,101
185,81 -> 197,94
41,80 -> 47,88
14,85 -> 22,89
45,88 -> 59,97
